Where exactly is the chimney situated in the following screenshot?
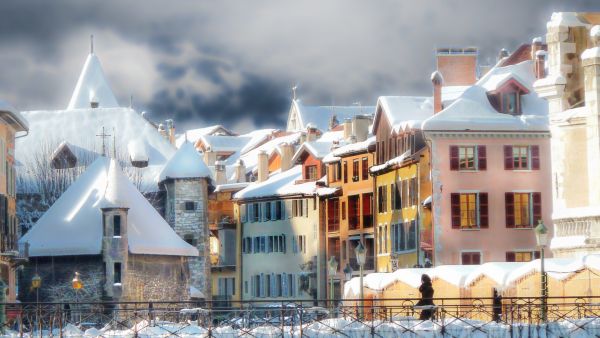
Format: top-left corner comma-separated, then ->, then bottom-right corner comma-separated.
204,149 -> 216,166
279,142 -> 294,172
352,115 -> 370,142
214,161 -> 226,185
343,118 -> 352,140
435,47 -> 478,86
306,124 -> 319,142
166,119 -> 175,145
257,150 -> 269,182
535,50 -> 547,79
158,123 -> 167,139
497,48 -> 510,62
531,37 -> 543,59
431,71 -> 444,114
328,114 -> 339,130
234,159 -> 246,183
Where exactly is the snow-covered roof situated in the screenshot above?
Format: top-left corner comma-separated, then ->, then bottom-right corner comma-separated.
233,165 -> 317,200
369,150 -> 411,173
17,107 -> 175,192
159,142 -> 211,182
200,135 -> 252,153
547,12 -> 590,29
292,141 -> 335,164
67,53 -> 119,110
441,86 -> 469,105
0,99 -> 28,132
175,125 -> 236,148
20,157 -> 199,257
463,262 -> 526,289
291,99 -> 375,132
374,96 -> 433,134
506,258 -> 586,285
238,129 -> 279,154
322,136 -> 375,163
422,60 -> 549,133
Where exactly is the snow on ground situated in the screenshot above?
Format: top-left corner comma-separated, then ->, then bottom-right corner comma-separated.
5,317 -> 600,337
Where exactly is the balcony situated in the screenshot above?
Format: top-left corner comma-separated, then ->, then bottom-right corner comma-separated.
363,214 -> 373,228
0,241 -> 29,266
348,215 -> 359,230
349,256 -> 375,271
551,212 -> 600,255
328,220 -> 340,233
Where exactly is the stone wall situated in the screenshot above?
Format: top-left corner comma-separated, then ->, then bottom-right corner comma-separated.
124,254 -> 190,302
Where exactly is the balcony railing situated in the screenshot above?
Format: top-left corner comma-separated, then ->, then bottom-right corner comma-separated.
348,215 -> 359,230
328,220 -> 340,233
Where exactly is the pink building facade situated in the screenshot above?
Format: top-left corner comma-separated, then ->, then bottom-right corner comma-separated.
422,45 -> 553,265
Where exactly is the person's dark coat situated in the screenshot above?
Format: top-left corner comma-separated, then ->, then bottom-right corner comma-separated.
416,274 -> 435,320
492,289 -> 503,322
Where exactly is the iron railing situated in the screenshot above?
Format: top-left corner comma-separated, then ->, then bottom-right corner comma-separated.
1,296 -> 600,337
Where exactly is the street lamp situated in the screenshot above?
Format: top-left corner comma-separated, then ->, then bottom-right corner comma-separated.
354,242 -> 366,319
31,274 -> 41,332
72,272 -> 83,324
535,220 -> 549,322
327,256 -> 338,313
343,263 -> 353,282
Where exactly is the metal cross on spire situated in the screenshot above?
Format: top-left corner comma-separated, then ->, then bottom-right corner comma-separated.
292,84 -> 298,101
90,34 -> 94,54
96,126 -> 111,157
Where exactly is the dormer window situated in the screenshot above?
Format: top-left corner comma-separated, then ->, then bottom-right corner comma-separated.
486,76 -> 529,116
51,142 -> 77,169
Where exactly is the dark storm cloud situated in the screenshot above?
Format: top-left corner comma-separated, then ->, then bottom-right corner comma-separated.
0,0 -> 597,133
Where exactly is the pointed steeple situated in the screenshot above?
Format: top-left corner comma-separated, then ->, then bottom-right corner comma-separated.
67,36 -> 119,110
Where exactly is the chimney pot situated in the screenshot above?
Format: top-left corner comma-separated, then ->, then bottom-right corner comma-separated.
257,150 -> 269,182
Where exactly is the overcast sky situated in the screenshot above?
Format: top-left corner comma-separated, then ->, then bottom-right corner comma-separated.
0,1 -> 597,133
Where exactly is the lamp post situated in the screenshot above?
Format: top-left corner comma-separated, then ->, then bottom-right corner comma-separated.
31,274 -> 41,333
72,272 -> 83,324
327,256 -> 338,314
535,220 -> 549,322
354,242 -> 366,319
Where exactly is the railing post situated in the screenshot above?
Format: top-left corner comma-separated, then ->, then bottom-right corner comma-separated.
18,304 -> 22,338
280,301 -> 284,338
299,302 -> 303,338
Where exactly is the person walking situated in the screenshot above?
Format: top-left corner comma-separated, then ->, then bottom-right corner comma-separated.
492,288 -> 503,322
416,274 -> 435,320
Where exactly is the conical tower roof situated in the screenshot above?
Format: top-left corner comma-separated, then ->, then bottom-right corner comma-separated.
67,52 -> 119,110
158,141 -> 212,182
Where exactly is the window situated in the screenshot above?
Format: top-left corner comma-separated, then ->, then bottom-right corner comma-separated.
306,165 -> 318,180
343,161 -> 348,183
506,251 -> 540,262
335,162 -> 342,181
113,215 -> 121,237
505,192 -> 541,228
265,202 -> 272,221
362,157 -> 369,180
275,201 -> 283,220
362,193 -> 373,228
377,186 -> 388,213
450,193 -> 489,229
341,202 -> 346,220
461,252 -> 481,265
408,177 -> 418,206
352,160 -> 359,182
184,201 -> 195,211
391,221 -> 417,253
502,92 -> 519,115
260,236 -> 266,252
184,234 -> 197,246
218,277 -> 235,296
298,235 -> 307,253
114,262 -> 122,284
348,195 -> 360,230
504,145 -> 540,170
450,145 -> 486,171
327,199 -> 340,231
393,181 -> 402,210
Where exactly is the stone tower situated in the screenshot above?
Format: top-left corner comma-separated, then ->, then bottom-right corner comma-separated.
159,142 -> 212,298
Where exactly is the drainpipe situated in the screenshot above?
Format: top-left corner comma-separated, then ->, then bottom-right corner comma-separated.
416,159 -> 421,267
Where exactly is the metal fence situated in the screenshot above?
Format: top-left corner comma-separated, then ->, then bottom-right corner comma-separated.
1,296 -> 600,337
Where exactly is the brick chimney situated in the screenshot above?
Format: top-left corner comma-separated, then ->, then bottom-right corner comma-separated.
306,124 -> 319,142
352,115 -> 371,142
279,142 -> 294,172
535,50 -> 547,79
431,71 -> 444,114
435,47 -> 478,86
257,150 -> 269,182
214,160 -> 226,185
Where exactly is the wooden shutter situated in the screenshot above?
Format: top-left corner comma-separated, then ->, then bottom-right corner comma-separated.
461,252 -> 471,265
479,193 -> 489,228
504,146 -> 513,170
505,192 -> 515,228
282,272 -> 288,297
506,252 -> 516,262
477,146 -> 487,170
259,273 -> 265,297
450,146 -> 459,170
531,146 -> 540,170
532,192 -> 542,225
451,193 -> 461,229
270,273 -> 276,297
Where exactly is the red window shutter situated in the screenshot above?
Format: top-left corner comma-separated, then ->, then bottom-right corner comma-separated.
531,146 -> 540,170
461,252 -> 471,265
506,252 -> 516,262
532,192 -> 542,225
477,146 -> 487,170
450,146 -> 459,170
534,251 -> 541,259
473,253 -> 481,265
479,193 -> 489,228
504,145 -> 513,170
505,192 -> 515,228
451,193 -> 461,229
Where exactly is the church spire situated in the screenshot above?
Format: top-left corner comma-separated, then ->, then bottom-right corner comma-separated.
67,36 -> 119,110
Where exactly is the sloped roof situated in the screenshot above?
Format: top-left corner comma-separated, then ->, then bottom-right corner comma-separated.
67,53 -> 119,110
175,125 -> 236,148
233,165 -> 317,200
17,107 -> 175,192
373,96 -> 433,134
20,157 -> 199,257
422,60 -> 549,133
159,142 -> 211,182
0,99 -> 28,132
291,99 -> 375,132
